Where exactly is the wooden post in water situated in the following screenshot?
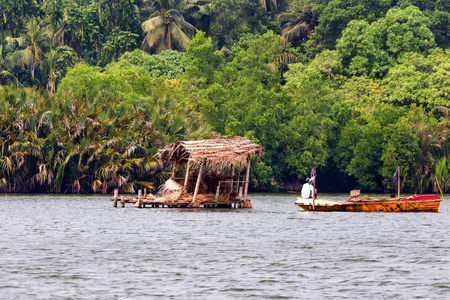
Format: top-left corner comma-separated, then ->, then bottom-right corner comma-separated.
184,160 -> 191,187
120,195 -> 125,208
133,190 -> 142,208
113,189 -> 118,207
139,189 -> 144,208
192,161 -> 204,203
244,158 -> 251,201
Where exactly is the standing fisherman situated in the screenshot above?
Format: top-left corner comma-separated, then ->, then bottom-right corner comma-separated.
301,178 -> 314,199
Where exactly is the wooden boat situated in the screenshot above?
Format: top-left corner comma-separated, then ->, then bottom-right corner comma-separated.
295,195 -> 442,212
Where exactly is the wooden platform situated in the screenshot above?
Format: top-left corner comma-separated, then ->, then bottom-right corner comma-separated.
111,189 -> 252,208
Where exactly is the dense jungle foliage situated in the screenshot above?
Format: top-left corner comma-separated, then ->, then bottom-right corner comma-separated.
0,0 -> 450,194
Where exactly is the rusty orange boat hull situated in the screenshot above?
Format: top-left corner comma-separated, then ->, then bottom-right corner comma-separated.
295,195 -> 442,213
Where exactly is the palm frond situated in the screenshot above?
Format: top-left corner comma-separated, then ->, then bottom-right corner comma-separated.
276,12 -> 296,24
144,24 -> 166,50
142,16 -> 164,33
170,23 -> 191,50
10,50 -> 33,68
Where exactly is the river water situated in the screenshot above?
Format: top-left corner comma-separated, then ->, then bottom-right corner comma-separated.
1,193 -> 449,299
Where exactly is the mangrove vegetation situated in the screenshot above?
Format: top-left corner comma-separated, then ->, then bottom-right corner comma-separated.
1,0 -> 450,193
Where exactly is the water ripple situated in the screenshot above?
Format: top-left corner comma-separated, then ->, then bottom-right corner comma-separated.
0,193 -> 449,299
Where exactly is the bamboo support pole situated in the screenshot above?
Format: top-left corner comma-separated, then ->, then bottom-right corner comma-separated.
244,159 -> 250,201
192,162 -> 204,203
230,163 -> 235,191
184,160 -> 191,187
215,182 -> 221,201
239,186 -> 243,201
171,160 -> 177,179
398,167 -> 401,199
235,164 -> 242,193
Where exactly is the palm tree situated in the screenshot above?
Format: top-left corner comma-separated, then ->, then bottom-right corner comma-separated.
0,31 -> 22,85
412,115 -> 449,193
11,17 -> 52,81
41,49 -> 58,94
276,1 -> 317,47
141,0 -> 196,53
184,0 -> 212,32
258,0 -> 278,13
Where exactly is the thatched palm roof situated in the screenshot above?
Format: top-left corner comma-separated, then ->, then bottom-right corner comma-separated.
158,137 -> 262,170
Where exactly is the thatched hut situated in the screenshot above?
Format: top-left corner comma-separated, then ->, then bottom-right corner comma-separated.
157,137 -> 262,208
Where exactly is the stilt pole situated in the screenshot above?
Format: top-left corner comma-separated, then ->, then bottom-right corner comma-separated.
230,163 -> 235,191
215,182 -> 221,200
235,164 -> 242,193
171,160 -> 177,179
184,160 -> 191,187
192,161 -> 204,203
244,158 -> 251,201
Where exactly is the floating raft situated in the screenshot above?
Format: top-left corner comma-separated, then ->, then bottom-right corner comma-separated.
111,189 -> 252,208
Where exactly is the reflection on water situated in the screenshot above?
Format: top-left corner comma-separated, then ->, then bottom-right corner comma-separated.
0,194 -> 449,299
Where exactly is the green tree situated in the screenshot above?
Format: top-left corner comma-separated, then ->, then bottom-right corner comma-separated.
120,49 -> 187,79
183,31 -> 307,186
382,49 -> 450,107
336,6 -> 436,79
380,117 -> 420,191
0,0 -> 40,34
336,20 -> 392,78
182,31 -> 223,88
99,29 -> 139,66
335,103 -> 397,190
207,0 -> 276,49
372,6 -> 436,59
283,63 -> 337,179
309,0 -> 395,50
